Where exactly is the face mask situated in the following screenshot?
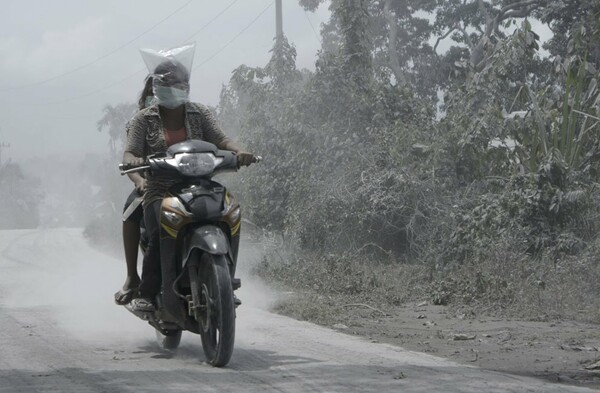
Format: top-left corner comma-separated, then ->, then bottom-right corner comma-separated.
144,96 -> 157,107
154,86 -> 189,109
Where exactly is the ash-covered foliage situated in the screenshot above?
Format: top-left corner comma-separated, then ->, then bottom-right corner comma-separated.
0,161 -> 41,229
86,103 -> 139,248
220,0 -> 600,319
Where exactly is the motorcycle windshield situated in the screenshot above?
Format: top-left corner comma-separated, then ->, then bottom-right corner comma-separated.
167,140 -> 218,156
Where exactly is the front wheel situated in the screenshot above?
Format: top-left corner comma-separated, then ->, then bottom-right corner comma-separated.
155,329 -> 182,350
194,253 -> 235,366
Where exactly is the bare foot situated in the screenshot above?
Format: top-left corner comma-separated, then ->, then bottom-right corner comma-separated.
114,276 -> 141,305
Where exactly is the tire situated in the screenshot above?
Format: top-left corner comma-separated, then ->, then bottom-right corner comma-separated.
196,253 -> 235,367
155,329 -> 182,350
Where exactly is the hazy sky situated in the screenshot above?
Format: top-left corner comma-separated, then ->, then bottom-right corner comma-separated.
0,0 -> 329,160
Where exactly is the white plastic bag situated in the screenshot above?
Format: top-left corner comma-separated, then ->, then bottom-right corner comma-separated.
139,43 -> 196,108
139,43 -> 196,77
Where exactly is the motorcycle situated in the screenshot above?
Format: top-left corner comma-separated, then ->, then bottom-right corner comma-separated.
119,140 -> 259,367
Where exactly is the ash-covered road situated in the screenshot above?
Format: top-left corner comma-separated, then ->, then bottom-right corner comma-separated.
0,228 -> 594,392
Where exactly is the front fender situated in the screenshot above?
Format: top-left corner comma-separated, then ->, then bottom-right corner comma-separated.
182,225 -> 232,266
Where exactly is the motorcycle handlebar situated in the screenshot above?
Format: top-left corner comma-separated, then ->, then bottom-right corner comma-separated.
237,155 -> 262,169
119,153 -> 262,175
119,163 -> 150,175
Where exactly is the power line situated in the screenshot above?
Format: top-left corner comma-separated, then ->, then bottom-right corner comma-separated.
304,10 -> 321,43
0,0 -> 193,92
21,68 -> 146,106
179,0 -> 241,44
193,1 -> 274,70
49,0 -> 246,105
3,1 -> 274,106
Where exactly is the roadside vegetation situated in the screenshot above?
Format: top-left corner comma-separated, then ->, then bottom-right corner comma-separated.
89,0 -> 600,324
0,161 -> 41,229
218,0 -> 600,323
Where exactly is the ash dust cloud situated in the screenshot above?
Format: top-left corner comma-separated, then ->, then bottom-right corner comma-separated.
0,153 -> 279,345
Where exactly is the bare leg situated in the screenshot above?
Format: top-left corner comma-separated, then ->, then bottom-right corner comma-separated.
122,219 -> 141,290
115,219 -> 142,305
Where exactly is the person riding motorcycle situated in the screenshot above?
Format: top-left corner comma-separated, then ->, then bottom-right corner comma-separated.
123,54 -> 254,312
114,76 -> 156,306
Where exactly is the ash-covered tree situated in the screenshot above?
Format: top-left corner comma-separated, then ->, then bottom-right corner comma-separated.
537,0 -> 600,66
223,0 -> 439,254
433,0 -> 546,70
0,161 -> 40,229
97,103 -> 138,159
87,102 -> 138,245
218,35 -> 304,231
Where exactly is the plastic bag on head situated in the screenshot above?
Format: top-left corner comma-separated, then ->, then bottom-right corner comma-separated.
140,43 -> 196,77
140,43 -> 196,108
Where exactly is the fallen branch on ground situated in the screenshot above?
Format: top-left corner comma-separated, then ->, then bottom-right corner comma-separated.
342,303 -> 388,316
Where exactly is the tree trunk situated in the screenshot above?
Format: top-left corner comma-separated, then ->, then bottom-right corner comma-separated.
383,0 -> 406,87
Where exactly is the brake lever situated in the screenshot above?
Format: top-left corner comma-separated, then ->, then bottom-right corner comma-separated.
119,163 -> 151,175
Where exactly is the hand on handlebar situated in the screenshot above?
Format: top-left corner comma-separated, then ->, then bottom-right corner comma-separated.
124,155 -> 145,167
120,154 -> 148,175
236,151 -> 259,168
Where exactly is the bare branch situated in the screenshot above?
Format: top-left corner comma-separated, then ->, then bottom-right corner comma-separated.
497,0 -> 544,27
478,0 -> 493,27
434,26 -> 457,53
503,7 -> 538,20
471,0 -> 543,68
499,0 -> 543,16
351,242 -> 393,257
572,109 -> 600,122
342,303 -> 389,316
457,21 -> 474,48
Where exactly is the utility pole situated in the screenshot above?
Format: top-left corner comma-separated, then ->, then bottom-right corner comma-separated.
276,0 -> 283,39
0,142 -> 9,167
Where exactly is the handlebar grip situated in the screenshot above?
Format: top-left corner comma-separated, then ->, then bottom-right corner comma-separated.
236,154 -> 262,168
119,162 -> 150,175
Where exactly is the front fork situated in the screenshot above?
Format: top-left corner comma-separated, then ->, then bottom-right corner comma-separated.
172,224 -> 242,323
187,262 -> 205,322
230,231 -> 240,277
186,252 -> 241,330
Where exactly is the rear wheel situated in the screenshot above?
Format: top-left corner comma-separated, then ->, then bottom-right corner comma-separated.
155,329 -> 182,350
194,253 -> 235,367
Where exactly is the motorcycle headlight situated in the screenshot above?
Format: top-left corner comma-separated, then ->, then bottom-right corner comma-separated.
176,153 -> 222,176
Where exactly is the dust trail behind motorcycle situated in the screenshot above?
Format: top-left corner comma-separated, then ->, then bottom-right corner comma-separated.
1,228 -> 595,393
0,227 -> 277,343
